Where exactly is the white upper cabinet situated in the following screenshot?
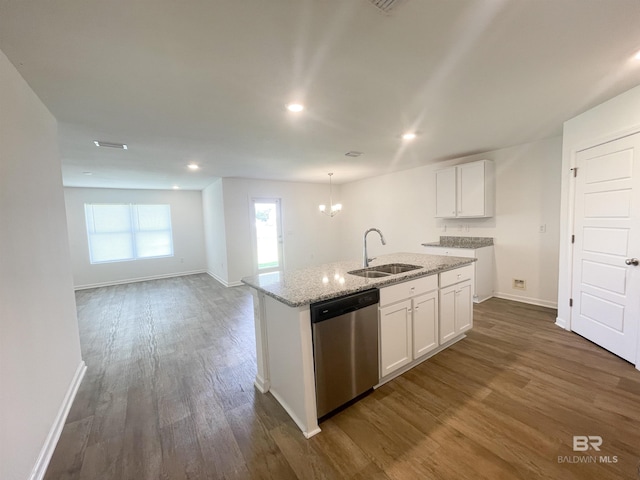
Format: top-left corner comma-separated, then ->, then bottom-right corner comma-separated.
435,167 -> 457,218
435,160 -> 494,218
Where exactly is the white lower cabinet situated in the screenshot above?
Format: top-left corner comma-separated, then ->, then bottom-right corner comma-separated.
379,276 -> 439,378
422,245 -> 494,303
379,265 -> 474,382
379,299 -> 412,377
413,291 -> 439,359
439,272 -> 473,344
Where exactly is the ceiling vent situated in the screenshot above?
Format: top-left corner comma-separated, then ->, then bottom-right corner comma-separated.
94,140 -> 128,150
345,151 -> 363,157
367,0 -> 406,14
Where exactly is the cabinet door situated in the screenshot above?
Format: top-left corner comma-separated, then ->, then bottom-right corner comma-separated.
457,161 -> 485,217
455,280 -> 473,333
439,284 -> 457,344
413,291 -> 438,359
379,300 -> 412,377
435,167 -> 457,218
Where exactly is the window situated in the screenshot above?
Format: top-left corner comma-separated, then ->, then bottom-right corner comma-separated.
84,203 -> 174,264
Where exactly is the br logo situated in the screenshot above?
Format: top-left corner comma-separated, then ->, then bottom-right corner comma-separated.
573,435 -> 602,452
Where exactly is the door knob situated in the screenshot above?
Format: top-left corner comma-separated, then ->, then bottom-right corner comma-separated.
625,258 -> 639,266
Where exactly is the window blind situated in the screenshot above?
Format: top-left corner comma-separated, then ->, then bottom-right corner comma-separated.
85,203 -> 174,264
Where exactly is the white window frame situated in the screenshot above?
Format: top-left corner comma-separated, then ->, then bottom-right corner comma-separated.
250,197 -> 284,274
84,203 -> 174,264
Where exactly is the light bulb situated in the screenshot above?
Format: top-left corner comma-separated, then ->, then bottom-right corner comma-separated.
319,204 -> 326,212
286,103 -> 304,112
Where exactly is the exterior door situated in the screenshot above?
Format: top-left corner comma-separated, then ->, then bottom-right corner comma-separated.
572,133 -> 640,364
252,198 -> 284,274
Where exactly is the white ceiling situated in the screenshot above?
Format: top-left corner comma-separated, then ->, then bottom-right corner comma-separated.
2,0 -> 640,190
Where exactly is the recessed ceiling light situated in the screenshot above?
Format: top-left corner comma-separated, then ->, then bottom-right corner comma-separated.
286,103 -> 304,112
94,140 -> 128,150
402,132 -> 417,140
634,50 -> 640,60
172,185 -> 180,190
187,163 -> 199,170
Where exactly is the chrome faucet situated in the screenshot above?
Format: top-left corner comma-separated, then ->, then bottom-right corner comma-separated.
363,228 -> 386,267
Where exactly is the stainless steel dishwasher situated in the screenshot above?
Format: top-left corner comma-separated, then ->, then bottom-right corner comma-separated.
310,289 -> 379,420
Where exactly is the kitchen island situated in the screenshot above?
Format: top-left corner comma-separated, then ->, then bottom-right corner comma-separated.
242,252 -> 476,438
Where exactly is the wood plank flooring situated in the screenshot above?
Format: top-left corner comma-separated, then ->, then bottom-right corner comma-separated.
45,274 -> 640,479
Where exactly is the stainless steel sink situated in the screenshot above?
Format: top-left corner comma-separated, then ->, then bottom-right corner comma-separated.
352,270 -> 391,278
347,263 -> 421,278
371,263 -> 421,274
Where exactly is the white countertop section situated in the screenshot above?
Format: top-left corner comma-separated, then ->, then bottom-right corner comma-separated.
241,252 -> 476,307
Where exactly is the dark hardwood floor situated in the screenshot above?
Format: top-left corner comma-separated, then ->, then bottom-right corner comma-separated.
45,274 -> 640,479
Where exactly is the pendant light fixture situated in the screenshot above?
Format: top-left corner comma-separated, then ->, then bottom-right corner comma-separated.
318,173 -> 342,217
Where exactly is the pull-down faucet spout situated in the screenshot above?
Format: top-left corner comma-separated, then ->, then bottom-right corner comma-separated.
363,228 -> 386,267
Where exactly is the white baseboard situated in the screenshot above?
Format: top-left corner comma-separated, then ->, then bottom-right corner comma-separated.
555,316 -> 570,330
493,292 -> 558,309
269,388 -> 321,439
74,270 -> 206,290
253,375 -> 270,394
29,361 -> 87,480
206,271 -> 243,288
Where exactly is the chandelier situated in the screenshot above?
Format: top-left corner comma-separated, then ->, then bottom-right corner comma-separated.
318,173 -> 342,217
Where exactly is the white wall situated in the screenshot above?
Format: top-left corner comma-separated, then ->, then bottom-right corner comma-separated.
202,178 -> 229,284
339,136 -> 563,307
557,83 -> 640,327
203,177 -> 343,285
0,49 -> 83,480
64,187 -> 206,288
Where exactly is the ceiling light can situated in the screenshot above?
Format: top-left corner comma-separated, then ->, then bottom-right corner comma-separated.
286,103 -> 304,112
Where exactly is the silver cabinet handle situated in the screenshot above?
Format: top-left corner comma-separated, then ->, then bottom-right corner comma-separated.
625,258 -> 639,266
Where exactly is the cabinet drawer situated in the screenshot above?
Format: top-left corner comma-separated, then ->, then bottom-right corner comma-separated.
440,264 -> 474,288
379,275 -> 438,307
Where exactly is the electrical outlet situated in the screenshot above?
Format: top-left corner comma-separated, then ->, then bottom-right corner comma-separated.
539,224 -> 547,233
513,279 -> 526,290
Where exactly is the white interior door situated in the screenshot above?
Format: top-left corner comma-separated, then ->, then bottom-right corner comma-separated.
572,133 -> 640,364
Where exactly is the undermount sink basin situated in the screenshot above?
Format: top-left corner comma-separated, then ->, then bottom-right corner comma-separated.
370,263 -> 421,274
347,263 -> 422,278
350,270 -> 391,278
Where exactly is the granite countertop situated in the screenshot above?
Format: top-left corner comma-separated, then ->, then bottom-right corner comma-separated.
422,236 -> 494,249
241,252 -> 476,307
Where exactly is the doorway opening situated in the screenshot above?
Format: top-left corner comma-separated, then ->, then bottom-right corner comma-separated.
252,198 -> 284,273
